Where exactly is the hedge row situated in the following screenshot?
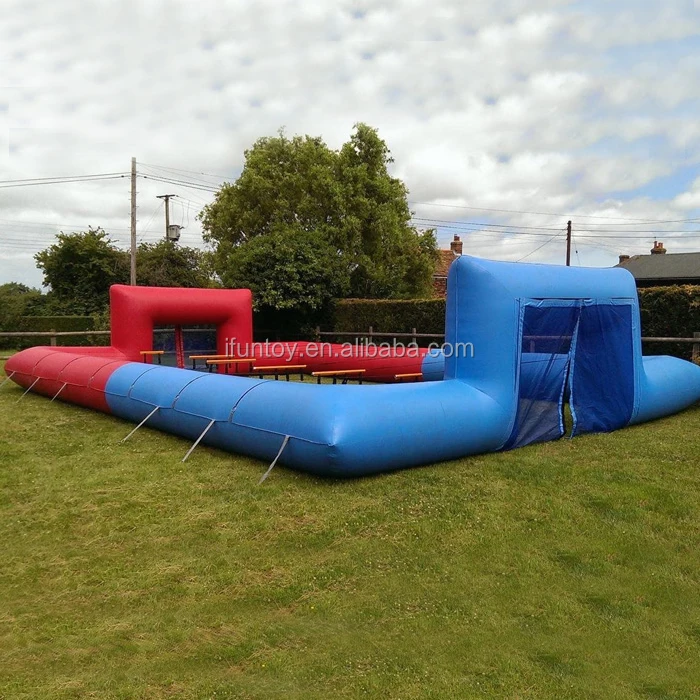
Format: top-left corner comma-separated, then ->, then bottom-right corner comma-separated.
332,299 -> 446,336
16,315 -> 95,333
1,316 -> 100,350
5,287 -> 699,360
332,287 -> 700,359
638,286 -> 700,360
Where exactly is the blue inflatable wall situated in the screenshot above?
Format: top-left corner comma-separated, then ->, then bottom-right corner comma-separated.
97,256 -> 700,477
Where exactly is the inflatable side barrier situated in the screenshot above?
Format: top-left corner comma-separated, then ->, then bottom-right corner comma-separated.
5,256 -> 700,477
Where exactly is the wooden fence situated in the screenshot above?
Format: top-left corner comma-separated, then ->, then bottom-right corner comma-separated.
1,328 -> 699,363
315,328 -> 700,362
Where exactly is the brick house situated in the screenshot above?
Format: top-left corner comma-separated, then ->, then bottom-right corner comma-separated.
432,235 -> 463,297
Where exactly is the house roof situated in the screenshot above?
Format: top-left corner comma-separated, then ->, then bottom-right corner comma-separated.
434,250 -> 457,278
616,252 -> 700,281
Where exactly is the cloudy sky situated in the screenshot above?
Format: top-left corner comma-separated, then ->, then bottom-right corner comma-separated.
1,0 -> 699,288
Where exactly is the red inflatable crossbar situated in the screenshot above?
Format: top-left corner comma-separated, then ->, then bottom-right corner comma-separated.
109,285 -> 253,361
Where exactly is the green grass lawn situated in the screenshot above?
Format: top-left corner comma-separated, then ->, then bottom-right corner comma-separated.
1,358 -> 700,699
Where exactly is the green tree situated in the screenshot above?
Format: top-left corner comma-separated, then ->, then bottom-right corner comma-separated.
200,133 -> 340,248
0,282 -> 45,328
136,240 -> 214,288
223,225 -> 348,332
200,124 -> 438,306
336,123 -> 438,298
0,283 -> 46,349
34,228 -> 129,314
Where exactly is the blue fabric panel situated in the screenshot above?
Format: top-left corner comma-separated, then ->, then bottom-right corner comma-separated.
182,327 -> 217,354
153,327 -> 217,367
504,303 -> 579,450
570,303 -> 634,434
421,349 -> 445,381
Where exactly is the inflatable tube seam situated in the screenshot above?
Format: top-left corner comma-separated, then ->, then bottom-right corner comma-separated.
170,373 -> 213,409
125,366 -> 161,399
227,379 -> 271,422
87,359 -> 128,389
53,355 -> 86,382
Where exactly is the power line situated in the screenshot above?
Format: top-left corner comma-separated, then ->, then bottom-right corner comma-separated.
0,175 -> 128,189
572,233 -> 582,266
413,215 -> 700,235
410,200 -> 700,223
139,162 -> 233,182
412,220 -> 564,237
171,193 -> 213,209
412,216 -> 562,232
568,227 -> 700,234
574,239 -> 637,254
137,202 -> 164,243
138,173 -> 219,193
0,218 -> 133,231
415,225 -> 700,241
574,233 -> 700,240
143,165 -> 699,225
412,217 -> 700,239
574,218 -> 700,227
0,171 -> 127,184
516,231 -> 566,262
0,228 -> 134,242
174,198 -> 191,228
138,164 -> 222,191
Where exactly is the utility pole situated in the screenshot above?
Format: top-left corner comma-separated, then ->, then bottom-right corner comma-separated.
566,220 -> 572,267
157,194 -> 177,239
130,157 -> 137,285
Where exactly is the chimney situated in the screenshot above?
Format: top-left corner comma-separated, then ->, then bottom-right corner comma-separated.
618,254 -> 630,264
450,234 -> 463,256
651,240 -> 666,255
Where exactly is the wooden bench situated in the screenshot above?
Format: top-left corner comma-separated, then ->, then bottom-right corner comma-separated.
253,364 -> 307,381
395,372 -> 423,382
311,369 -> 366,385
140,350 -> 164,365
189,354 -> 233,370
205,358 -> 256,374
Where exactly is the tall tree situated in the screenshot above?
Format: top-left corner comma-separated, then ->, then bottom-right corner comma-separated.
136,240 -> 214,288
34,228 -> 129,314
200,124 -> 438,305
335,123 -> 437,298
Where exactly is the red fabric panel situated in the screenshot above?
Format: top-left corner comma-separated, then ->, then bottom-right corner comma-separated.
253,342 -> 428,382
175,325 -> 185,369
109,285 -> 253,360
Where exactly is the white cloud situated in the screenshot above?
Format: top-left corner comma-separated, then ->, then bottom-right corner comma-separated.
673,176 -> 700,209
